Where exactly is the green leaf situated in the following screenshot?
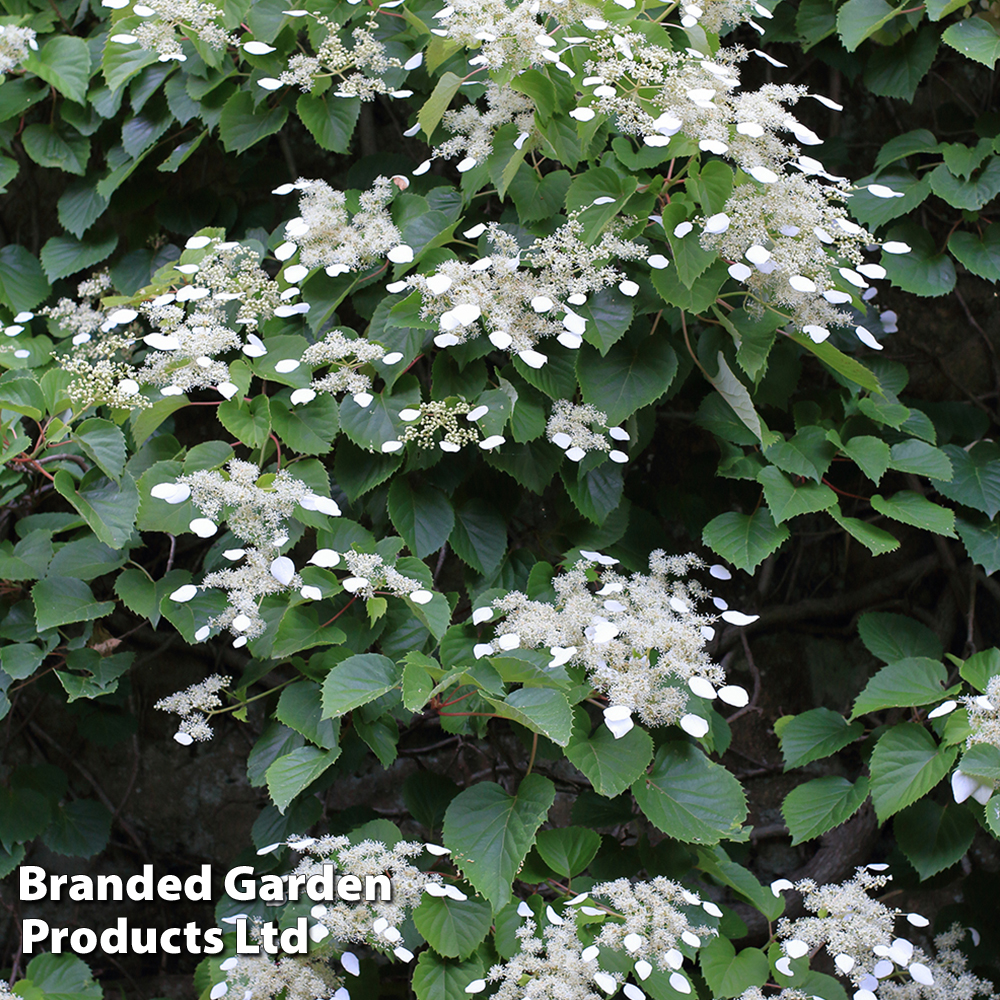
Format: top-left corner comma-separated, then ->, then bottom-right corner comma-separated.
757,467 -> 837,524
702,508 -> 789,574
41,231 -> 118,282
296,92 -> 359,152
265,746 -> 341,813
942,16 -> 1000,66
535,826 -> 601,878
960,742 -> 1000,780
565,167 -> 638,243
695,845 -> 786,921
23,35 -> 91,104
874,129 -> 941,173
840,435 -> 891,484
880,222 -> 956,296
32,577 -> 115,631
442,774 -> 555,910
21,123 -> 90,176
837,0 -> 904,50
158,130 -> 208,172
577,328 -> 678,425
928,157 -> 1000,210
53,470 -> 139,548
272,605 -> 347,659
0,373 -> 45,419
484,688 -> 574,746
848,171 -> 931,230
709,353 -> 771,445
575,286 -> 634,356
960,648 -> 1000,692
932,442 -> 1000,516
70,418 -> 126,482
895,799 -> 975,879
632,741 -> 747,845
950,224 -> 1000,281
412,894 -> 493,959
275,680 -> 341,749
888,439 -> 953,480
864,24 -> 939,102
507,165 -> 572,224
870,490 -> 956,537
321,653 -> 399,718
869,723 -> 958,821
449,499 -> 507,576
797,0 -> 837,47
49,537 -> 124,581
42,799 -> 112,858
419,71 -> 463,138
852,657 -> 950,718
782,776 -> 870,845
412,951 -> 484,1000
269,396 -> 339,456
339,378 -> 421,451
21,953 -> 101,999
565,709 -> 654,797
858,611 -> 943,662
651,257 -> 729,314
218,395 -> 271,448
780,708 -> 864,770
103,18 -> 159,90
57,178 -> 109,239
219,91 -> 289,154
699,936 -> 770,998
0,245 -> 51,314
561,461 -> 624,525
926,0 -> 966,17
956,512 -> 1000,574
388,479 -> 455,559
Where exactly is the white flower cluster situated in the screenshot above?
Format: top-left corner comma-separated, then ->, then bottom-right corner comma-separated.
590,877 -> 717,974
154,673 -> 229,744
481,881 -> 715,999
386,398 -> 485,454
273,176 -> 410,278
252,836 -> 446,956
297,329 -> 387,408
157,459 -> 341,643
257,10 -> 415,100
432,81 -> 536,170
484,550 -> 754,736
427,0 -> 597,73
770,866 -> 997,1000
217,952 -> 347,1000
104,0 -> 236,62
135,235 -> 282,396
545,400 -> 630,463
697,175 -> 885,344
964,674 -> 1000,750
396,220 -> 646,367
0,24 -> 37,74
306,547 -> 433,604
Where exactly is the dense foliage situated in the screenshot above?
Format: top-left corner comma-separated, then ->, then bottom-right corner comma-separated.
2,0 -> 1000,997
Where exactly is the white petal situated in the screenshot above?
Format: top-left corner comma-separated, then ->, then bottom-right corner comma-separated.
243,40 -> 276,54
674,221 -> 694,238
310,549 -> 340,568
868,183 -> 904,198
619,280 -> 640,297
472,607 -> 493,624
410,590 -> 433,604
190,518 -> 217,538
728,263 -> 752,281
593,972 -> 617,994
473,643 -> 494,659
909,963 -> 933,986
479,435 -> 505,450
720,610 -> 759,626
882,241 -> 911,254
855,326 -> 882,350
342,577 -> 370,593
775,957 -> 793,976
906,913 -> 930,927
680,714 -> 710,738
688,677 -> 717,699
270,556 -> 295,585
464,980 -> 486,994
623,932 -> 643,952
785,939 -> 809,959
518,349 -> 548,368
634,960 -> 652,980
300,586 -> 322,601
170,584 -> 198,603
835,954 -> 855,973
718,685 -> 749,707
387,245 -> 414,264
704,213 -> 730,234
173,730 -> 194,745
341,952 -> 360,976
668,973 -> 691,995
